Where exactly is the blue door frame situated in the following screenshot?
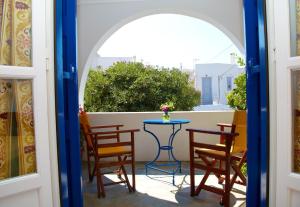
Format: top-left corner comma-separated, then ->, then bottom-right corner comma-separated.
55,0 -> 269,206
55,0 -> 83,207
244,0 -> 269,206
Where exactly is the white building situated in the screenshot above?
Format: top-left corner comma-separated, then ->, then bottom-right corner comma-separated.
194,63 -> 245,105
90,55 -> 136,69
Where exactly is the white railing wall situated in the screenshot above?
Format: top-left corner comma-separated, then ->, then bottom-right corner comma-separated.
87,111 -> 235,161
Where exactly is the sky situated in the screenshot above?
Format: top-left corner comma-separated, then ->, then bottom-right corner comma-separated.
98,14 -> 243,70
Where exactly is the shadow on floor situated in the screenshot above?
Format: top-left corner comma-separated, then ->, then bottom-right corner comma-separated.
83,162 -> 246,207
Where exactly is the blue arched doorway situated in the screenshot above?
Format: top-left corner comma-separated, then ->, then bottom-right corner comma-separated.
55,0 -> 269,207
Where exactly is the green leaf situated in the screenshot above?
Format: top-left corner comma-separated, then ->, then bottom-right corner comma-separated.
84,62 -> 201,112
226,73 -> 247,110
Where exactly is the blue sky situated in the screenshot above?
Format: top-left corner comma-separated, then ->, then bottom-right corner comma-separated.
98,14 -> 242,70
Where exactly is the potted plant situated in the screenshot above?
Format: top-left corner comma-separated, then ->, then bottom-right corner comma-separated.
160,101 -> 175,122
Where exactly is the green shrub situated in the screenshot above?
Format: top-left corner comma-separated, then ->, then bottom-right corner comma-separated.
226,73 -> 246,110
84,62 -> 200,112
241,163 -> 247,177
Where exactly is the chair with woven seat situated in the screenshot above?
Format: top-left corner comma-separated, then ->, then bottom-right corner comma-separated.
79,109 -> 139,198
187,110 -> 247,207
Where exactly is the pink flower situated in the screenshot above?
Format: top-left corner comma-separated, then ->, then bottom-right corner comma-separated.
161,105 -> 168,111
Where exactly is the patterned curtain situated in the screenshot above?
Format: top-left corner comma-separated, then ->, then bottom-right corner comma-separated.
297,0 -> 300,56
295,0 -> 300,173
0,0 -> 34,180
0,80 -> 13,179
294,76 -> 300,173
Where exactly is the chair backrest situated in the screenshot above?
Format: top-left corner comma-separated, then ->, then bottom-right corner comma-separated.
231,110 -> 247,153
79,109 -> 94,151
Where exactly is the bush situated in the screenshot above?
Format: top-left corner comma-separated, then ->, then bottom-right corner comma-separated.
226,73 -> 246,110
84,62 -> 200,112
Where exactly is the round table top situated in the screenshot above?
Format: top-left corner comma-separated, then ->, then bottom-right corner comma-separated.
143,119 -> 191,125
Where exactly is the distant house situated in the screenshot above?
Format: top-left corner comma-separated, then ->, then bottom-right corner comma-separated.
90,55 -> 136,69
195,63 -> 245,105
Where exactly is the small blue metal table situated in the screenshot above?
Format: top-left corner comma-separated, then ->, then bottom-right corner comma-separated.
143,119 -> 191,185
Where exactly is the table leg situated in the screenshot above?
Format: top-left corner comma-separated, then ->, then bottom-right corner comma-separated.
169,124 -> 182,173
144,123 -> 184,185
144,124 -> 161,174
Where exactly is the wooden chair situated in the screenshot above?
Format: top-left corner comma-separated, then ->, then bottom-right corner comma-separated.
79,109 -> 139,198
217,111 -> 247,189
187,111 -> 247,207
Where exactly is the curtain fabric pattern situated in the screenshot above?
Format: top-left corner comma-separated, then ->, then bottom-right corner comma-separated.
0,80 -> 13,179
0,0 -> 31,66
294,75 -> 300,173
0,79 -> 35,180
0,0 -> 34,181
295,0 -> 300,173
297,0 -> 300,56
14,80 -> 35,175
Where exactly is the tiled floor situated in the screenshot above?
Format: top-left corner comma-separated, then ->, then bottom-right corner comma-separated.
83,162 -> 246,207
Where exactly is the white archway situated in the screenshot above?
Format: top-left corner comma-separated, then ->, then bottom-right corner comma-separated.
78,1 -> 245,104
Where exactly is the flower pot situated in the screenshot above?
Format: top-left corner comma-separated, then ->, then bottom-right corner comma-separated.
162,111 -> 170,122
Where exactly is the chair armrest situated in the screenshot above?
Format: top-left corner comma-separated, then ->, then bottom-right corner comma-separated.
186,128 -> 238,137
217,123 -> 234,128
88,129 -> 140,136
90,124 -> 124,129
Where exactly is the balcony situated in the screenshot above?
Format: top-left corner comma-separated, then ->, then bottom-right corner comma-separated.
83,111 -> 246,207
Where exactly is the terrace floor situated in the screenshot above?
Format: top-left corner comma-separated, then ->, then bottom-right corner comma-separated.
83,162 -> 246,207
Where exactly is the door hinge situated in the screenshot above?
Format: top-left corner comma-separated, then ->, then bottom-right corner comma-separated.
251,65 -> 260,74
63,65 -> 76,80
248,59 -> 260,75
46,57 -> 50,72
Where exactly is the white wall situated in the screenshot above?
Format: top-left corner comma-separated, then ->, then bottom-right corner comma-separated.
77,0 -> 245,104
90,56 -> 136,69
195,63 -> 245,104
87,111 -> 235,161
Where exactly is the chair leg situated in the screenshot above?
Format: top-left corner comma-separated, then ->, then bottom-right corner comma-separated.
189,136 -> 195,197
190,158 -> 195,196
92,163 -> 96,182
222,157 -> 231,207
119,156 -> 133,192
96,167 -> 105,198
96,168 -> 101,198
117,155 -> 125,179
87,153 -> 93,182
230,155 -> 247,190
218,160 -> 224,184
195,168 -> 211,195
131,156 -> 136,192
194,159 -> 217,195
209,159 -> 225,184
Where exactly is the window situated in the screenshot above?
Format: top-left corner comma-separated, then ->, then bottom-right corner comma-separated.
227,76 -> 232,91
0,79 -> 36,181
290,0 -> 300,56
0,0 -> 35,181
0,0 -> 32,66
292,71 -> 300,173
